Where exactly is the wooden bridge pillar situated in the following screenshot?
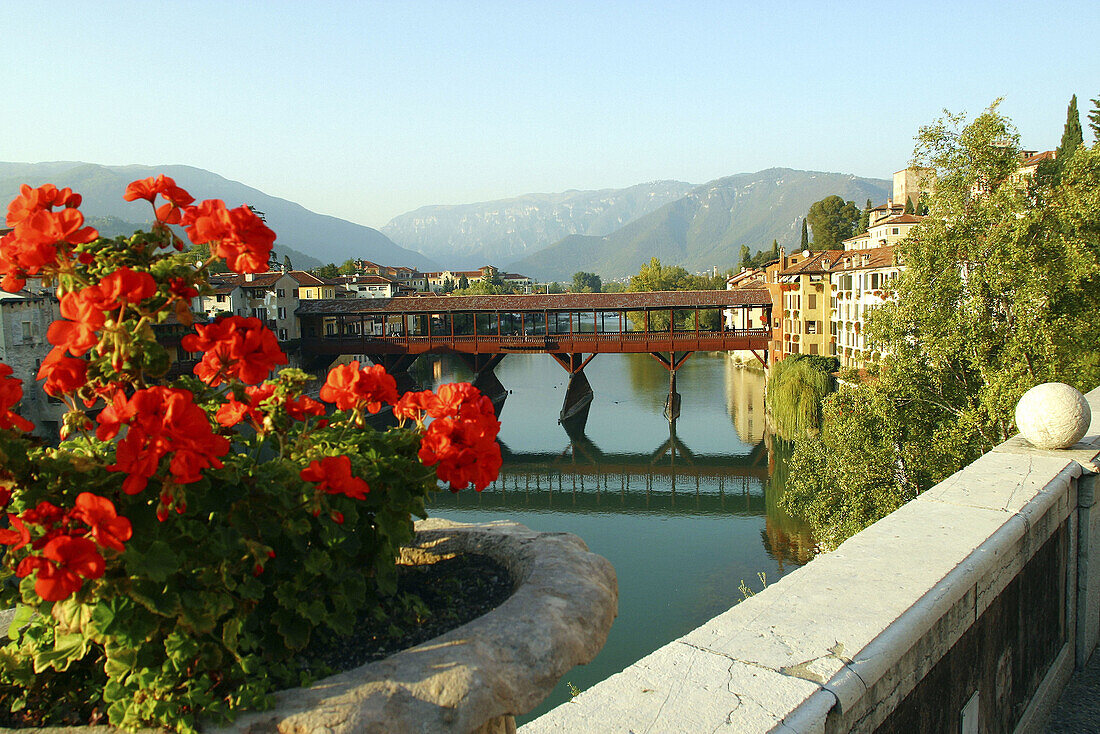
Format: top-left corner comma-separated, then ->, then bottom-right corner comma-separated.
457,354 -> 508,414
367,354 -> 421,394
549,353 -> 596,427
650,351 -> 692,423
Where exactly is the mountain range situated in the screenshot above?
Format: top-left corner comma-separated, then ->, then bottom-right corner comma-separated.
381,181 -> 695,270
0,162 -> 435,272
454,169 -> 890,281
0,162 -> 892,282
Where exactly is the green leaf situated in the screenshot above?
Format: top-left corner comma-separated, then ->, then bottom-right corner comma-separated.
32,631 -> 88,673
126,540 -> 178,583
6,604 -> 33,640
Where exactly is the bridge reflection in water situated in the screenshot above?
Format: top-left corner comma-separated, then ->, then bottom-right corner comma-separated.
430,418 -> 814,567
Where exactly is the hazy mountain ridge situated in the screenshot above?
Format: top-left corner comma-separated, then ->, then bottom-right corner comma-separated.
508,169 -> 891,280
0,162 -> 433,271
382,181 -> 694,270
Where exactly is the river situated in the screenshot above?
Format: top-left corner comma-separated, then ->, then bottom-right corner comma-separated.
419,351 -> 813,723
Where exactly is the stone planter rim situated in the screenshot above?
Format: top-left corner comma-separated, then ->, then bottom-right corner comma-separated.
1,518 -> 617,734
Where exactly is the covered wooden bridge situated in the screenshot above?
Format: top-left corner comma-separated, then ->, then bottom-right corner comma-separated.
296,289 -> 771,425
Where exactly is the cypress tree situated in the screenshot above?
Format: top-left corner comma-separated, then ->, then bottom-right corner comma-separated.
858,199 -> 871,233
800,218 -> 809,250
904,197 -> 915,215
1056,95 -> 1084,165
1088,95 -> 1100,141
771,239 -> 779,258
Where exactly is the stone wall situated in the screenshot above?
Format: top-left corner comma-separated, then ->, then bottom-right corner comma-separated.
523,387 -> 1100,734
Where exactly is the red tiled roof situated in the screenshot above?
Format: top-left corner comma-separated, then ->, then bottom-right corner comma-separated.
831,246 -> 896,272
872,213 -> 924,226
295,289 -> 771,315
780,250 -> 843,276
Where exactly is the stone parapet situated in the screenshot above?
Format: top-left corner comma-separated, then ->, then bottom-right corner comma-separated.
523,388 -> 1100,733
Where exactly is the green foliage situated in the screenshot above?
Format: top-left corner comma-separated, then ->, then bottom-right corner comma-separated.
312,262 -> 339,279
458,275 -> 469,290
338,259 -> 358,275
806,195 -> 860,250
904,197 -> 914,214
186,242 -> 229,273
738,245 -> 779,271
546,281 -> 563,294
1089,95 -> 1100,141
624,258 -> 723,330
283,254 -> 293,271
571,271 -> 602,293
858,199 -> 871,234
764,355 -> 836,439
783,102 -> 1100,549
451,280 -> 509,296
800,218 -> 808,250
1056,94 -> 1084,164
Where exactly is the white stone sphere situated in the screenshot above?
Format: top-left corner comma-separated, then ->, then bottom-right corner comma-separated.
1015,383 -> 1091,449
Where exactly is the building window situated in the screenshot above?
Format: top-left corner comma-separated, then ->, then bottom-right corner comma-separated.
216,295 -> 227,303
279,328 -> 288,341
277,307 -> 286,320
277,289 -> 285,298
251,308 -> 265,319
808,294 -> 817,310
21,321 -> 33,341
892,228 -> 899,235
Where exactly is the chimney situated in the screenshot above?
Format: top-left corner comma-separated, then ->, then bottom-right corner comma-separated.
245,272 -> 254,282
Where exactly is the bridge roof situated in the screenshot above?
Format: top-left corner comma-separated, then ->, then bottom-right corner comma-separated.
295,289 -> 770,315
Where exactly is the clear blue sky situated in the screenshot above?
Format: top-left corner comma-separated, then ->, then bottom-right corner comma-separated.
2,1 -> 1097,227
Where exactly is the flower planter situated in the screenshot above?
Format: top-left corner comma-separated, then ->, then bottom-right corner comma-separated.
3,519 -> 617,734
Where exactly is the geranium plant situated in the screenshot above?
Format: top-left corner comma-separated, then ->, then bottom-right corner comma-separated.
0,178 -> 502,731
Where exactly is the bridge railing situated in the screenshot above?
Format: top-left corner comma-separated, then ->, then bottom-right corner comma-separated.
318,328 -> 769,345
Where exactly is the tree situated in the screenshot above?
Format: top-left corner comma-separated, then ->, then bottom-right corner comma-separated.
858,199 -> 872,234
800,218 -> 809,251
186,242 -> 228,273
903,197 -> 914,214
283,254 -> 293,271
1055,94 -> 1084,165
571,271 -> 602,293
1089,95 -> 1100,141
547,281 -> 564,294
339,259 -> 358,275
738,245 -> 752,271
782,102 -> 1100,548
312,263 -> 339,279
806,196 -> 860,250
458,275 -> 469,290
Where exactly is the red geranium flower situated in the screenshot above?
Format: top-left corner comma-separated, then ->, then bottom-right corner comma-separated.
300,455 -> 370,500
393,389 -> 440,422
47,286 -> 108,357
71,493 -> 132,553
319,361 -> 398,413
181,200 -> 276,273
125,175 -> 195,224
0,363 -> 34,432
99,386 -> 229,496
181,316 -> 287,386
37,347 -> 88,397
0,514 -> 31,550
17,535 -> 105,602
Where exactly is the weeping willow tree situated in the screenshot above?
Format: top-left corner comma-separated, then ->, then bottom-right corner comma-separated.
765,355 -> 837,439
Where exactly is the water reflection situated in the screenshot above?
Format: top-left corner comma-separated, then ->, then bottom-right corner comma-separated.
417,352 -> 815,724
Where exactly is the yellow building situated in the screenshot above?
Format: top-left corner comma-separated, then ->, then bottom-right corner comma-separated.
776,250 -> 842,358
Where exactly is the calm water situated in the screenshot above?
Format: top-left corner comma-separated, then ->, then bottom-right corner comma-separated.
419,352 -> 813,723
